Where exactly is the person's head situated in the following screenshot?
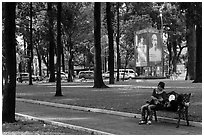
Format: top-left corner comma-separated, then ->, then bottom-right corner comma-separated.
152,34 -> 157,47
157,81 -> 165,91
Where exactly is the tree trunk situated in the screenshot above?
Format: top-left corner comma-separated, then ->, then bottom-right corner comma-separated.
28,2 -> 33,85
61,46 -> 65,72
106,2 -> 114,84
48,2 -> 55,82
116,2 -> 120,82
93,2 -> 108,88
167,39 -> 172,75
172,40 -> 177,73
55,2 -> 63,96
123,52 -> 129,81
36,45 -> 42,76
2,2 -> 16,123
23,35 -> 27,56
187,25 -> 196,80
68,41 -> 73,82
193,25 -> 202,83
41,53 -> 49,69
46,51 -> 49,76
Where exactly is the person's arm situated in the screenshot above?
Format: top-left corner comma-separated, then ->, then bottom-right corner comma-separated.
151,95 -> 158,100
157,91 -> 166,103
151,89 -> 158,101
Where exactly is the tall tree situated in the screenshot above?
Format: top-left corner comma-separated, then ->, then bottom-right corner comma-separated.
161,3 -> 187,76
35,39 -> 42,77
2,2 -> 16,123
55,2 -> 63,96
68,40 -> 74,82
61,3 -> 79,82
106,2 -> 114,84
116,2 -> 121,82
47,2 -> 55,82
93,2 -> 108,88
186,18 -> 196,80
28,2 -> 33,85
193,3 -> 202,83
180,2 -> 202,82
61,46 -> 65,72
194,22 -> 202,83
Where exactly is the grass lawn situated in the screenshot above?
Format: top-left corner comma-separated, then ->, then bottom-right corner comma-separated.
16,79 -> 202,122
2,116 -> 90,135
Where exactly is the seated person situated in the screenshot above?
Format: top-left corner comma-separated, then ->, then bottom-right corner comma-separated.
139,82 -> 167,125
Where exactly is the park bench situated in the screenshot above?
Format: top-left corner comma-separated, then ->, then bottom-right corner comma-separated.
146,91 -> 191,128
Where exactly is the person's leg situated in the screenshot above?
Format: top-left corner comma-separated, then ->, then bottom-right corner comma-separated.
147,104 -> 156,124
139,104 -> 149,124
141,104 -> 149,120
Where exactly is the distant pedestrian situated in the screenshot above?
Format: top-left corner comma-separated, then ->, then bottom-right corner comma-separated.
139,81 -> 167,125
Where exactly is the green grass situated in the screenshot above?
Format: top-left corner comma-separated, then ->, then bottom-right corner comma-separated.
16,79 -> 202,122
2,116 -> 90,135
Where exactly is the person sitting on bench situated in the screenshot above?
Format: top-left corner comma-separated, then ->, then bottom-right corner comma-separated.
139,81 -> 167,125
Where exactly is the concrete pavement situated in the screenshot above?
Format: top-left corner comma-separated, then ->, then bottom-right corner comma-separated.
16,98 -> 202,135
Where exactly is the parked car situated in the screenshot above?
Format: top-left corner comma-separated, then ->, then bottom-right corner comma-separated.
102,71 -> 117,79
54,72 -> 68,80
17,73 -> 29,82
102,69 -> 137,79
119,69 -> 137,79
78,71 -> 94,79
32,75 -> 42,81
119,72 -> 129,79
17,73 -> 43,82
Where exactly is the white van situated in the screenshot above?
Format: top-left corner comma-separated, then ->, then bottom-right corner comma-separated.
102,69 -> 137,79
78,71 -> 94,79
119,69 -> 137,79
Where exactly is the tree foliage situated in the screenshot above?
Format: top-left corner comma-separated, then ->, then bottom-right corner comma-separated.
3,2 -> 202,87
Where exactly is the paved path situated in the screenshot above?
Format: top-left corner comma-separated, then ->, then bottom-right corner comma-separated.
16,100 -> 202,135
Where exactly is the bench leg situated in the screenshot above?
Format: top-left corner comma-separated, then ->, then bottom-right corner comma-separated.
154,110 -> 157,122
176,112 -> 181,128
185,108 -> 189,126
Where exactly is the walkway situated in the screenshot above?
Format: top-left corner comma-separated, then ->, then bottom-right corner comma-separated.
16,98 -> 202,135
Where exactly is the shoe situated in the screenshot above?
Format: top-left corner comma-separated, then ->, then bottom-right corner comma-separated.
147,120 -> 151,125
139,120 -> 146,125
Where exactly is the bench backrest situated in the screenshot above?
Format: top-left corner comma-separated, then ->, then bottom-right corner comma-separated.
165,91 -> 191,111
177,93 -> 191,107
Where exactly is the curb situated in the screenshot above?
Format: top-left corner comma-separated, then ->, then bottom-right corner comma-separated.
15,113 -> 113,135
17,98 -> 202,128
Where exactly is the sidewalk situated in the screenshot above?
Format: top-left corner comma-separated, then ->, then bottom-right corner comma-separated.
16,98 -> 202,135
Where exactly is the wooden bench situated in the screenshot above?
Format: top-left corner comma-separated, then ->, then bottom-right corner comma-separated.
148,91 -> 191,128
